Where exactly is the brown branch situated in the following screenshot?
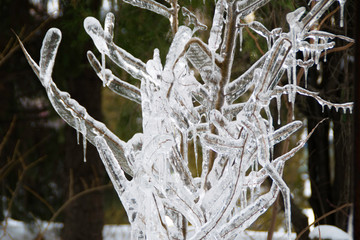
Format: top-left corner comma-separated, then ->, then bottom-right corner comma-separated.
267,195 -> 279,240
23,185 -> 55,214
170,0 -> 179,36
318,6 -> 340,30
38,183 -> 113,238
321,41 -> 354,56
2,155 -> 46,237
244,26 -> 265,55
297,41 -> 354,84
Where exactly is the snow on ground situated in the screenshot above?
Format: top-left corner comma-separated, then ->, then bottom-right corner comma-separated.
0,218 -> 295,240
309,225 -> 350,240
0,218 -> 349,240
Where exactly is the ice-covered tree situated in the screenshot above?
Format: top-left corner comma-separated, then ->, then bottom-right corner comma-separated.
18,0 -> 353,239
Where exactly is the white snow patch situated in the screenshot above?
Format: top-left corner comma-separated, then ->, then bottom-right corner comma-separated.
309,225 -> 350,240
1,218 -> 299,240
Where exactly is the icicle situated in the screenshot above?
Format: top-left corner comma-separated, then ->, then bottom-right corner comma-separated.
291,65 -> 296,120
102,52 -> 106,83
338,0 -> 345,27
304,67 -> 309,88
241,188 -> 247,208
286,67 -> 292,103
322,37 -> 329,62
104,69 -> 113,86
193,134 -> 199,176
75,118 -> 80,144
276,94 -> 281,125
80,117 -> 87,162
238,26 -> 243,52
297,59 -> 314,88
304,48 -> 309,60
250,187 -> 255,203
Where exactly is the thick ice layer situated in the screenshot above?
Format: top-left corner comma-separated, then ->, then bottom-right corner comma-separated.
19,0 -> 354,238
39,28 -> 62,89
208,0 -> 226,51
182,7 -> 207,33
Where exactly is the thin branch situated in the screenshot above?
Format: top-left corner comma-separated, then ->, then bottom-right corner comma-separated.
38,183 -> 113,238
244,26 -> 265,55
23,185 -> 55,214
0,115 -> 17,159
318,6 -> 340,29
295,203 -> 352,240
0,17 -> 52,67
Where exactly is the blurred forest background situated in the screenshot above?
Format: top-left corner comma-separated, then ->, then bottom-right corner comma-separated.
0,0 -> 355,239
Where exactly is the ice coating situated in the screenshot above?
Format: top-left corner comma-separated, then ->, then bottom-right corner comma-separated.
84,17 -> 108,53
19,0 -> 354,239
208,0 -> 226,51
122,0 -> 171,20
182,7 -> 207,33
39,28 -> 62,89
104,12 -> 115,42
338,0 -> 345,27
247,21 -> 272,49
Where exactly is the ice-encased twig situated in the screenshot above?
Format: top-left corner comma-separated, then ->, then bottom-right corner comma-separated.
208,0 -> 226,52
246,21 -> 272,49
181,7 -> 207,33
218,181 -> 279,239
84,14 -> 150,83
273,85 -> 353,113
300,0 -> 337,34
95,136 -> 129,196
16,30 -> 133,176
253,37 -> 291,97
236,0 -> 271,18
39,28 -> 62,89
122,0 -> 172,20
21,0 -> 354,238
87,51 -> 142,104
225,51 -> 269,103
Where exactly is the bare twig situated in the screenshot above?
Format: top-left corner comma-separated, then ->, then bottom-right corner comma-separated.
0,18 -> 51,67
38,183 -> 113,238
295,203 -> 352,240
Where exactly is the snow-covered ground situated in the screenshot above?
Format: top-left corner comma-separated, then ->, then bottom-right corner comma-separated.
309,225 -> 350,240
0,218 -> 350,240
0,218 -> 294,240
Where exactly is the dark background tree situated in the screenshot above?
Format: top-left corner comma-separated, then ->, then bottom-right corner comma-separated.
298,0 -> 355,232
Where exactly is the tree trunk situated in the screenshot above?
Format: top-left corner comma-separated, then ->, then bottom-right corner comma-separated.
304,0 -> 354,230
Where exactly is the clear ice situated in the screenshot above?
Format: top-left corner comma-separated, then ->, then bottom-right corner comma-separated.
19,0 -> 353,239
